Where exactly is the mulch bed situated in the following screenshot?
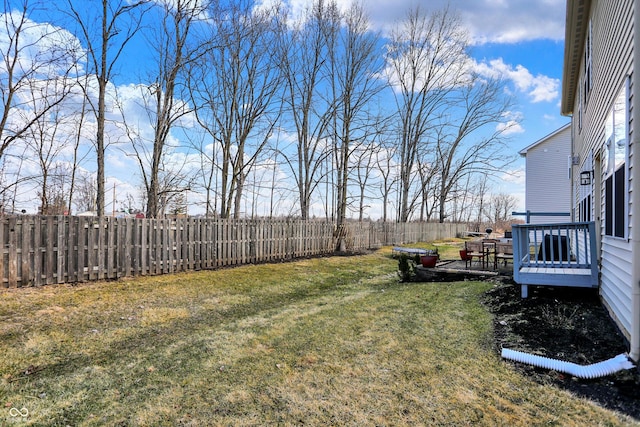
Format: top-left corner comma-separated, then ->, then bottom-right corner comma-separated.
482,280 -> 640,420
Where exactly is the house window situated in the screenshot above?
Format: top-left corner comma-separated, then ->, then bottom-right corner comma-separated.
604,79 -> 628,238
578,80 -> 583,131
579,194 -> 591,222
584,20 -> 593,97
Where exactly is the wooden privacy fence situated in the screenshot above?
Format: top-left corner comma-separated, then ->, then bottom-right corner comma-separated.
0,216 -> 467,288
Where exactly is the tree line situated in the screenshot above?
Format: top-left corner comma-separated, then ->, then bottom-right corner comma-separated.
0,0 -> 518,229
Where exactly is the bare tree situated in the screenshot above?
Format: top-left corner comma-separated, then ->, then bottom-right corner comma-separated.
385,6 -> 469,222
433,73 -> 515,222
0,1 -> 78,167
189,131 -> 217,216
351,115 -> 390,221
73,170 -> 96,213
328,2 -> 383,248
485,192 -> 518,230
351,142 -> 373,221
120,95 -> 196,218
38,163 -> 69,214
278,0 -> 335,219
450,173 -> 483,223
416,153 -> 438,221
374,139 -> 398,223
21,76 -> 73,214
65,0 -> 148,217
472,175 -> 490,230
142,0 -> 204,218
66,73 -> 93,214
189,0 -> 283,218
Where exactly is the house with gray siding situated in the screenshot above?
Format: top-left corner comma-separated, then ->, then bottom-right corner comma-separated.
561,0 -> 640,362
519,124 -> 572,224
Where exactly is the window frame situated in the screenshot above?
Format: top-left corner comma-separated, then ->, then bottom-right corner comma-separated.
584,20 -> 593,99
603,78 -> 629,240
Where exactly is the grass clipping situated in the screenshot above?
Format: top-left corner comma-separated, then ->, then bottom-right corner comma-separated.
0,249 -> 635,426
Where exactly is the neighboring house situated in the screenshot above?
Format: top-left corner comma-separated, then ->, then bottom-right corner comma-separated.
519,124 -> 572,224
561,0 -> 639,362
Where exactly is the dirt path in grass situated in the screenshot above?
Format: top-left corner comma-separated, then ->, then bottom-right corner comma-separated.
482,280 -> 640,420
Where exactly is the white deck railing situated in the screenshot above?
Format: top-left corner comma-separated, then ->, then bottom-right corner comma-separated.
512,221 -> 599,297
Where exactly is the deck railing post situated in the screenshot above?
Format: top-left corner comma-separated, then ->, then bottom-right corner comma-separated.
512,221 -> 599,295
513,225 -> 523,283
588,221 -> 599,282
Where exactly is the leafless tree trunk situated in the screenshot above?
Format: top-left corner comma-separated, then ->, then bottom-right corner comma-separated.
189,0 -> 283,218
143,0 -> 203,218
353,116 -> 388,221
328,2 -> 383,249
434,73 -> 515,222
474,176 -> 489,229
278,0 -> 337,219
21,77 -> 72,214
67,73 -> 92,214
73,171 -> 97,213
417,154 -> 438,222
353,143 -> 373,221
385,6 -> 469,222
0,0 -> 77,169
189,132 -> 217,216
66,0 -> 148,217
374,139 -> 398,223
485,192 -> 518,229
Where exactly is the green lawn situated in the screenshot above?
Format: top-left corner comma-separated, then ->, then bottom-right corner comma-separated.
1,248 -> 636,426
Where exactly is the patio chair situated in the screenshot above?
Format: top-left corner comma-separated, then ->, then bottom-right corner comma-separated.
464,241 -> 486,268
494,242 -> 513,269
482,239 -> 498,268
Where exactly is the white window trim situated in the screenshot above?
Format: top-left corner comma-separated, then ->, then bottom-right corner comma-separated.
603,77 -> 630,240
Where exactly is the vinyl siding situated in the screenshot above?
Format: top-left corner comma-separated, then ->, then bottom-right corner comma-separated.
601,238 -> 633,336
572,0 -> 634,338
524,126 -> 572,225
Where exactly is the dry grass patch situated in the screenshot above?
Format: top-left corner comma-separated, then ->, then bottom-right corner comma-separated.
0,250 -> 636,426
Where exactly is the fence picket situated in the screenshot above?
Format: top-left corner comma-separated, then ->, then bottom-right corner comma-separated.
20,217 -> 31,286
77,218 -> 86,282
0,216 -> 467,287
8,218 -> 17,287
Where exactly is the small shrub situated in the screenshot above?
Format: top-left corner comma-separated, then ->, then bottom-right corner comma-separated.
541,305 -> 580,329
397,254 -> 418,282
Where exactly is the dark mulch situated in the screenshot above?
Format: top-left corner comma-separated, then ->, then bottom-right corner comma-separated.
482,280 -> 640,420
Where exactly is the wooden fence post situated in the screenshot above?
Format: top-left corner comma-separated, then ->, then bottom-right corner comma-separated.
0,215 -> 469,288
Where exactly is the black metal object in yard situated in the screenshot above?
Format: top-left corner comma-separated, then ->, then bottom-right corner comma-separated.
537,234 -> 570,262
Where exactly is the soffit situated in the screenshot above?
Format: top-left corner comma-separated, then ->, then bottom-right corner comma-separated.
561,0 -> 591,116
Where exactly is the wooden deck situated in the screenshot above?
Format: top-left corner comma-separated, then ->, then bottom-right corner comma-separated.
512,222 -> 599,297
414,259 -> 506,281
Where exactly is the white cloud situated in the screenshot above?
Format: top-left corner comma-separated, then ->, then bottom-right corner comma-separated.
473,58 -> 559,103
500,167 -> 526,185
456,0 -> 565,44
496,111 -> 524,136
0,10 -> 84,77
497,121 -> 524,136
265,0 -> 565,44
383,51 -> 559,104
527,74 -> 560,103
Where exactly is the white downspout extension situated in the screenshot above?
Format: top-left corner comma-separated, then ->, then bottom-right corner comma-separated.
631,0 -> 640,362
502,348 -> 634,379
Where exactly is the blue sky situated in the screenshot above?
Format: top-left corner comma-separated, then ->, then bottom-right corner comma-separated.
416,0 -> 571,209
255,0 -> 571,212
2,0 -> 570,217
